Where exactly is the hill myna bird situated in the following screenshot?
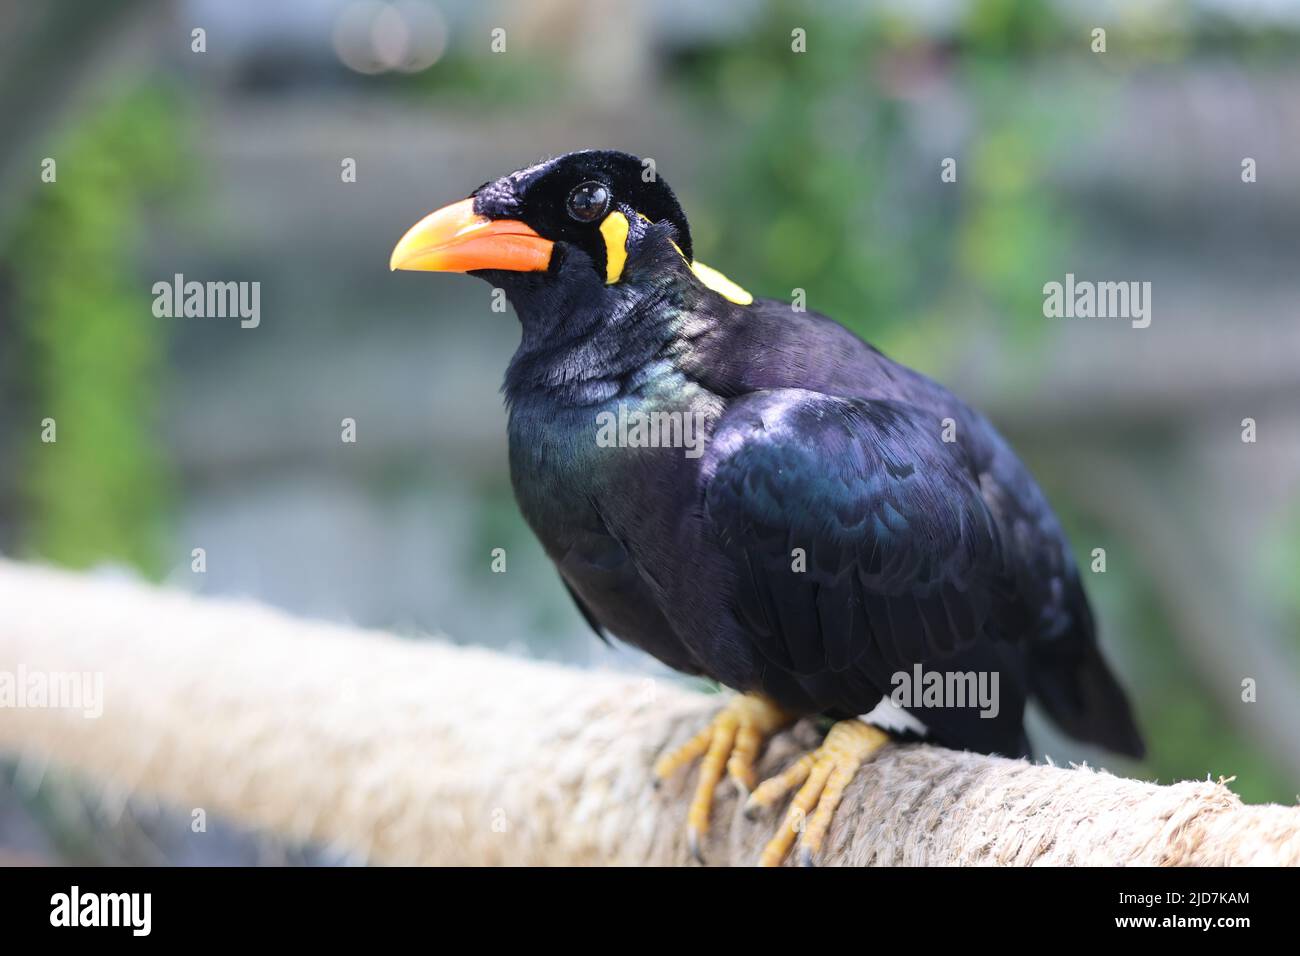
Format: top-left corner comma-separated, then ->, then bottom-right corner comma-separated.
391,149 -> 1145,866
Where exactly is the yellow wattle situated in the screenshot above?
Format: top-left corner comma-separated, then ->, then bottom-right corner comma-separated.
627,213 -> 754,305
600,212 -> 630,284
689,259 -> 753,306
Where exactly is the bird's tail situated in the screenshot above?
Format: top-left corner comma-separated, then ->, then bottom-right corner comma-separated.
1028,588 -> 1146,758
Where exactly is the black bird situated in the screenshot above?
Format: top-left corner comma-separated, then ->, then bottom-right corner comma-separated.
391,149 -> 1144,866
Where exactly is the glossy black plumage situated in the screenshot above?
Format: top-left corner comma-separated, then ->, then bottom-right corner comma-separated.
470,150 -> 1144,760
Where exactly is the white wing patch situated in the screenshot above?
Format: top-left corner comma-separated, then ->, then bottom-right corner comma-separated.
860,696 -> 929,736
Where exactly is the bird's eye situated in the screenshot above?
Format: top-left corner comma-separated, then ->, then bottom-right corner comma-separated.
566,181 -> 610,223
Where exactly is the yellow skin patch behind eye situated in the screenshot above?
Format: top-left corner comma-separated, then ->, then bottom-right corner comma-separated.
600,211 -> 629,284
668,238 -> 754,306
612,210 -> 754,305
688,260 -> 753,305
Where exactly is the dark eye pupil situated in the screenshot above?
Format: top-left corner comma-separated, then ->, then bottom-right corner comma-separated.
567,182 -> 609,222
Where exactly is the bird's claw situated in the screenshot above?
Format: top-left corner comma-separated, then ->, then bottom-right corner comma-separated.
654,693 -> 794,863
687,826 -> 705,864
746,719 -> 889,867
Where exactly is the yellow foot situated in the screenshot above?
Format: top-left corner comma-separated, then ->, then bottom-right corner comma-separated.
654,693 -> 794,862
744,719 -> 889,867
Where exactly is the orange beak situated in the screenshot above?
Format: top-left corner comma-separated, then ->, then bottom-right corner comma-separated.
389,198 -> 553,273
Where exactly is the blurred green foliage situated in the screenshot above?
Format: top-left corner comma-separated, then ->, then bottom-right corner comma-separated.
1262,503 -> 1300,648
7,82 -> 188,575
672,0 -> 1080,371
1065,506 -> 1292,804
399,47 -> 568,110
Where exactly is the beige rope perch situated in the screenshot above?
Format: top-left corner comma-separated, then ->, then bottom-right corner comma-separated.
0,558 -> 1297,866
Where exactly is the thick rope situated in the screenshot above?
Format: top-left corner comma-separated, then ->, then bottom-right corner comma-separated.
0,559 -> 1296,865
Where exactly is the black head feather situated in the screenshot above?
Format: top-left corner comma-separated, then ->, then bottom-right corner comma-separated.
472,149 -> 693,277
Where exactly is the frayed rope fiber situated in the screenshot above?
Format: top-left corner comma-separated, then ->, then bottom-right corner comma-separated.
0,559 -> 1296,865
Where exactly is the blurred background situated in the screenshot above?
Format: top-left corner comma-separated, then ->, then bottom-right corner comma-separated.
1,0 -> 1298,865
